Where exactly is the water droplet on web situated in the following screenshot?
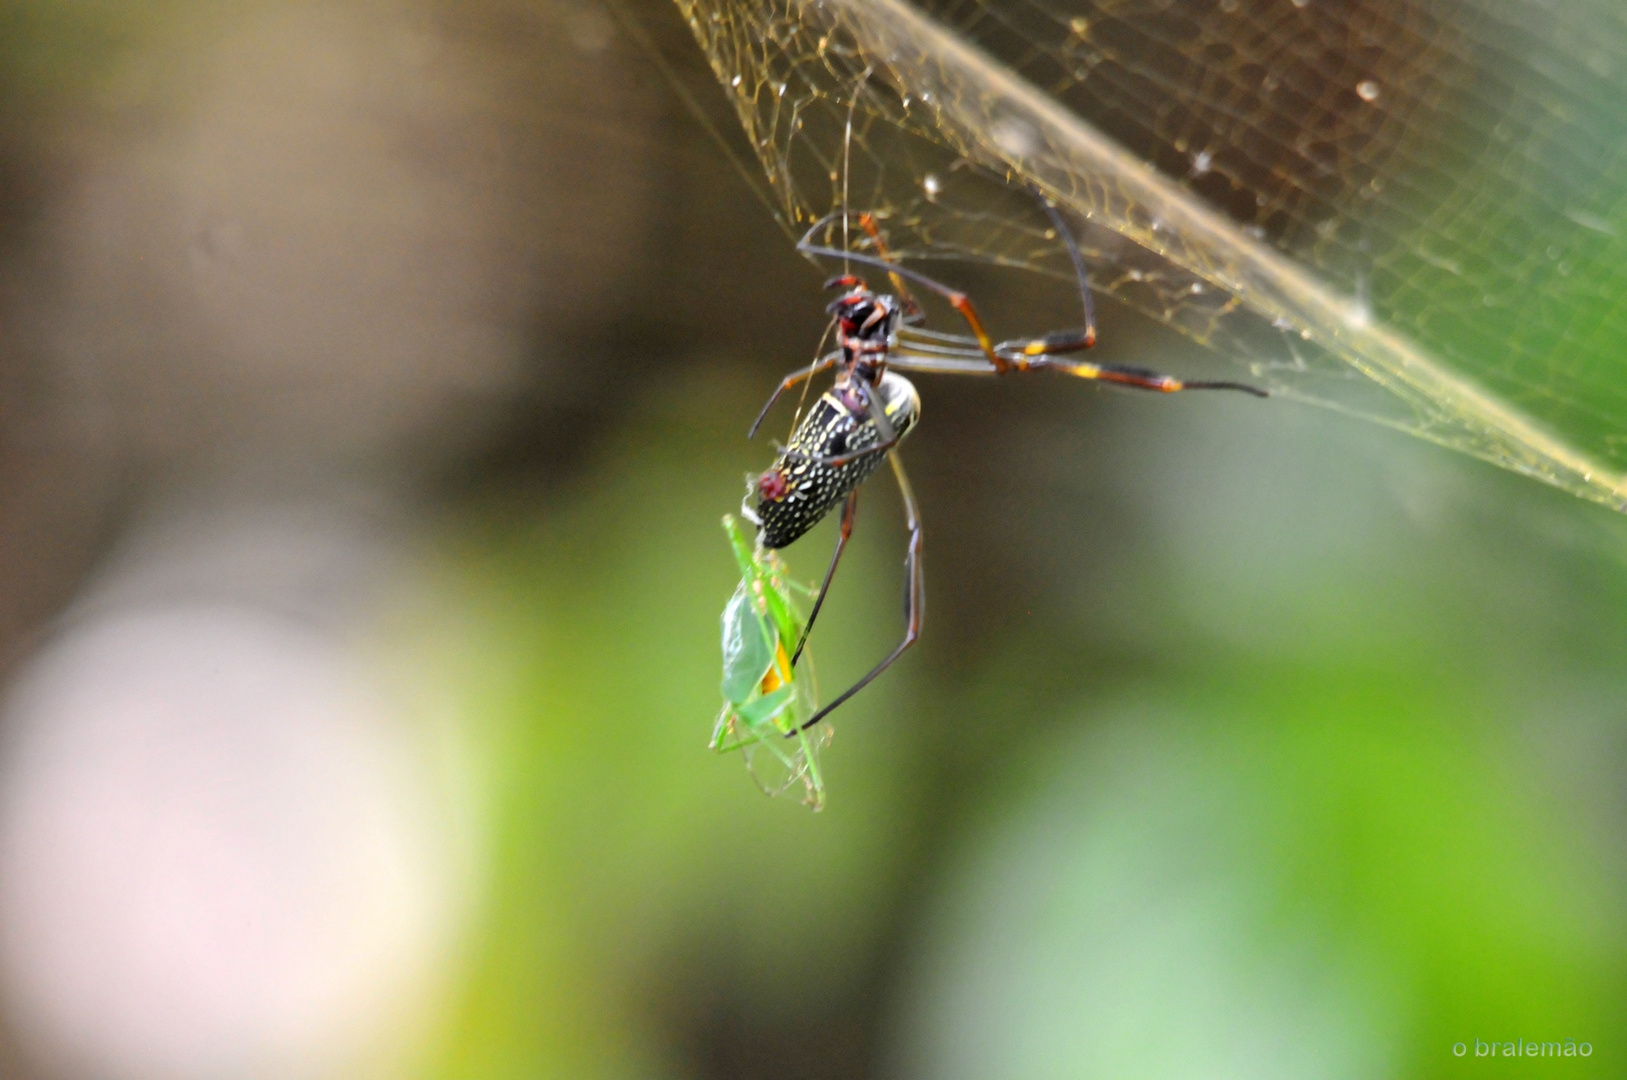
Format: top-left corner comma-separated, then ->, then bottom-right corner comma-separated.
731,74 -> 742,87
674,0 -> 1627,513
991,118 -> 1038,157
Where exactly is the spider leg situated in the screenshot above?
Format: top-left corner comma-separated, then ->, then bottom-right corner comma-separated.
992,349 -> 1271,394
887,349 -> 1267,396
791,489 -> 858,666
856,212 -> 924,323
1000,328 -> 1096,357
798,452 -> 922,730
1054,361 -> 1269,396
799,214 -> 1016,371
1036,188 -> 1098,349
899,325 -> 1092,358
802,206 -> 1100,370
749,351 -> 841,438
805,209 -> 1263,391
887,353 -> 1000,375
783,439 -> 900,468
859,370 -> 898,443
806,242 -> 1010,370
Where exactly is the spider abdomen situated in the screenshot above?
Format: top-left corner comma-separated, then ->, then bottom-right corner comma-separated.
755,371 -> 919,549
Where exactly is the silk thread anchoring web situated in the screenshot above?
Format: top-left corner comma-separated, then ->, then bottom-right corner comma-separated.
675,0 -> 1627,510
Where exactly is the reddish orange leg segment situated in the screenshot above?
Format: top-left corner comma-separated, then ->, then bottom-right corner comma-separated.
944,291 -> 1011,371
858,213 -> 923,322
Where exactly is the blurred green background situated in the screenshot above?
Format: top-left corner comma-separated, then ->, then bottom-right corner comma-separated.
0,1 -> 1622,1079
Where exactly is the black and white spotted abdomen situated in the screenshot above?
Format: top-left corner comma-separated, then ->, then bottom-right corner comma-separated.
754,372 -> 920,549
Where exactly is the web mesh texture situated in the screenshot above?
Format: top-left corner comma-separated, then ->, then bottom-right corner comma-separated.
675,0 -> 1627,509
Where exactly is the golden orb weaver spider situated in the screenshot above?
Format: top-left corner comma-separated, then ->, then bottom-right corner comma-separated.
740,199 -> 1267,731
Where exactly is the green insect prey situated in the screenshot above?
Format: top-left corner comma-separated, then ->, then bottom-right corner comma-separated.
714,514 -> 830,809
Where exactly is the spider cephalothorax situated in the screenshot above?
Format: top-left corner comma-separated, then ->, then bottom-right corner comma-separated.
824,275 -> 900,362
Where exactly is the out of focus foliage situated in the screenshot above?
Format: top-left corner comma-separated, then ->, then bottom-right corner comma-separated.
0,2 -> 1622,1079
414,319 -> 1627,1078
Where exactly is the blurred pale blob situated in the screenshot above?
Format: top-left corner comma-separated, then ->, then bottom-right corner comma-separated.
888,699 -> 1614,1080
890,711 -> 1400,1080
0,508 -> 479,1080
0,1 -> 659,1075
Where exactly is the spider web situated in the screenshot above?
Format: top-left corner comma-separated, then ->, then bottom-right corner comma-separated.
673,0 -> 1627,510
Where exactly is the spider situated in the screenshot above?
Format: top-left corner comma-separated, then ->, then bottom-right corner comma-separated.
741,201 -> 1266,730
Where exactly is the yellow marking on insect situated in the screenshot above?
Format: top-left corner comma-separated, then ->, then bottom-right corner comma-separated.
759,638 -> 794,695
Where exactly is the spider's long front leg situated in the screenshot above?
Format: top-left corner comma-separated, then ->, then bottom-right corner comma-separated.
1058,363 -> 1269,396
749,352 -> 840,439
797,452 -> 921,731
886,352 -> 1268,397
792,489 -> 858,666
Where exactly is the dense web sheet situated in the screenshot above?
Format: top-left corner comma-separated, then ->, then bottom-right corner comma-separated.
674,0 -> 1627,510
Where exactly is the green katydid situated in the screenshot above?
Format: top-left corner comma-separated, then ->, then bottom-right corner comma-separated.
714,513 -> 830,809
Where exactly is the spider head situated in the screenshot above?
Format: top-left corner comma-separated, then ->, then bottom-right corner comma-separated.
824,275 -> 897,344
